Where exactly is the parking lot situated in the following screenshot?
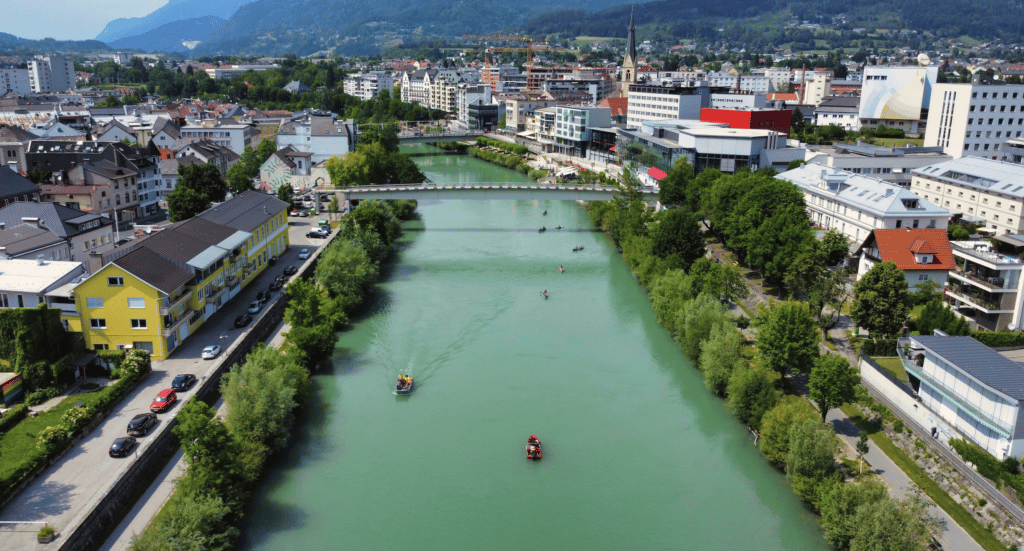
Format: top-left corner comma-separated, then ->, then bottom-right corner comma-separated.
0,219 -> 329,551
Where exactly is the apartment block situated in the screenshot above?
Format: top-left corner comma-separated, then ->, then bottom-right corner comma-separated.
924,82 -> 1024,160
910,157 -> 1024,234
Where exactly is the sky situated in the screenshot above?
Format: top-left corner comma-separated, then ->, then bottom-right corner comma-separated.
1,0 -> 168,41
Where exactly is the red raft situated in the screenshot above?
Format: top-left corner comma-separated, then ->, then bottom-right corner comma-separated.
526,435 -> 542,460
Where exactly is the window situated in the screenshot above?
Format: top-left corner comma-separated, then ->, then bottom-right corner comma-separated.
94,344 -> 109,351
86,297 -> 103,308
127,298 -> 145,309
130,319 -> 147,329
90,318 -> 107,329
108,276 -> 124,286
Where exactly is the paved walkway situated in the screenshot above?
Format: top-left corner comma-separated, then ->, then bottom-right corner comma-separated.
706,241 -> 983,551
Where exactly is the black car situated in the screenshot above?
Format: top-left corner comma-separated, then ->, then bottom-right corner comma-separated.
306,230 -> 326,238
269,279 -> 283,291
234,313 -> 253,328
127,413 -> 157,436
171,373 -> 197,391
256,290 -> 269,304
283,265 -> 298,276
109,436 -> 137,457
268,255 -> 279,266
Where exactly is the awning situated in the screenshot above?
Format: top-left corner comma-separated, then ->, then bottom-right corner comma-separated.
647,167 -> 668,181
609,146 -> 616,152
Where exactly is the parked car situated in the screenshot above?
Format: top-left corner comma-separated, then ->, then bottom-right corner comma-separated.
268,255 -> 279,266
319,225 -> 331,235
269,278 -> 283,291
234,313 -> 253,328
150,389 -> 177,413
283,265 -> 298,276
171,374 -> 197,392
127,413 -> 157,436
109,436 -> 137,457
298,210 -> 309,217
299,249 -> 310,260
290,209 -> 300,216
202,345 -> 221,360
306,230 -> 326,238
247,300 -> 262,314
256,290 -> 269,304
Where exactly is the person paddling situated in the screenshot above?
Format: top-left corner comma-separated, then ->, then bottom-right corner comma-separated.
542,290 -> 549,299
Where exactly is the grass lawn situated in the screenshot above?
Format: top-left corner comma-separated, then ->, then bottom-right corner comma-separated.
0,386 -> 113,483
874,138 -> 925,147
911,304 -> 926,319
839,405 -> 1008,551
873,357 -> 909,383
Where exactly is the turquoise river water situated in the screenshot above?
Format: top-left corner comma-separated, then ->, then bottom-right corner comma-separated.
239,145 -> 831,550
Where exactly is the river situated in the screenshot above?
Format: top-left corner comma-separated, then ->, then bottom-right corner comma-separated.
239,145 -> 830,550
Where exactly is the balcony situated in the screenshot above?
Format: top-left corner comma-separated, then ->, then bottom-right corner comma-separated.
160,290 -> 194,314
948,269 -> 1012,292
951,241 -> 1024,267
163,310 -> 195,336
945,284 -> 1010,313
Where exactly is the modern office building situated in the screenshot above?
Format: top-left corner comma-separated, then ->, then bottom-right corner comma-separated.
803,141 -> 951,187
910,157 -> 1024,234
858,66 -> 938,135
924,82 -> 1024,160
27,56 -> 76,93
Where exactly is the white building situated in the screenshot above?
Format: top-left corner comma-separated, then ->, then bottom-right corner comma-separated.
813,96 -> 861,131
0,68 -> 31,95
626,82 -> 714,128
858,66 -> 938,135
0,258 -> 85,322
898,334 -> 1024,459
709,93 -> 767,110
856,228 -> 955,290
203,64 -> 279,79
706,72 -> 773,94
275,113 -> 356,164
27,56 -> 76,93
342,71 -> 396,101
924,82 -> 1024,160
178,121 -> 256,155
553,106 -> 611,157
778,163 -> 950,248
910,157 -> 1024,235
803,141 -> 951,186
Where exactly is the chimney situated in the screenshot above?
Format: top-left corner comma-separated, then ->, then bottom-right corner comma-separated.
21,217 -> 42,229
36,254 -> 44,265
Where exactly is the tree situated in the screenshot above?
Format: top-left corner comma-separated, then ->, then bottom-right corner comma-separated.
328,195 -> 340,220
700,322 -> 745,396
284,278 -> 346,329
726,361 -> 780,430
850,495 -> 940,551
178,163 -> 227,203
221,345 -> 302,455
819,231 -> 851,266
785,418 -> 840,502
498,112 -> 506,129
916,298 -> 971,336
172,399 -> 244,502
808,354 -> 860,422
856,433 -> 870,475
657,158 -> 693,207
818,478 -> 888,550
315,237 -> 379,311
347,198 -> 401,248
649,269 -> 698,333
276,183 -> 294,212
850,260 -> 910,338
166,186 -> 211,222
755,301 -> 819,374
129,493 -> 238,551
357,124 -> 400,153
758,396 -> 819,465
673,294 -> 732,360
688,257 -> 748,304
649,208 -> 705,271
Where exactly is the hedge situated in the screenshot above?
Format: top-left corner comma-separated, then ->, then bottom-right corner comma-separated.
862,338 -> 897,356
970,331 -> 1024,348
0,404 -> 28,436
475,137 -> 528,156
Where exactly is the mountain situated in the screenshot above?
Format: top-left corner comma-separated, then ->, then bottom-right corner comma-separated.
0,32 -> 110,54
107,16 -> 226,52
192,0 -> 657,56
95,0 -> 253,44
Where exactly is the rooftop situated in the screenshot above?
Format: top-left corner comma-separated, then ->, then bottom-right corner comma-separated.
196,190 -> 289,233
912,335 -> 1024,401
861,228 -> 957,270
912,157 -> 1024,197
780,163 -> 950,218
0,258 -> 84,293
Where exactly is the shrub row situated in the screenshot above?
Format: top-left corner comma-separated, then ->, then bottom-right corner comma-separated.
970,330 -> 1024,348
466,146 -> 530,175
861,338 -> 898,356
475,136 -> 529,156
0,404 -> 28,436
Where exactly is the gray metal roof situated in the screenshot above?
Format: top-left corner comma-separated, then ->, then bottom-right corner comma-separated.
0,169 -> 41,201
0,202 -> 108,239
914,336 -> 1024,400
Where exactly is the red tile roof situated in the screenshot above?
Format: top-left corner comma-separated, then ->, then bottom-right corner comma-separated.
870,229 -> 956,270
767,93 -> 799,102
598,97 -> 628,116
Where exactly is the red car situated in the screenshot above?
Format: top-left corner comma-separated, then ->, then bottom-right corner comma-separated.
150,389 -> 177,413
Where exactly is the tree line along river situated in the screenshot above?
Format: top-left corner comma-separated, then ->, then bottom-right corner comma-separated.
238,145 -> 831,550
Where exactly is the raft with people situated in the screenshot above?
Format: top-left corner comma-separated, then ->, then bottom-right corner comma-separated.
395,373 -> 413,395
527,435 -> 542,460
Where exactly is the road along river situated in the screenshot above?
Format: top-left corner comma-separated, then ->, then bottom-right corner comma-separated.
238,146 -> 830,550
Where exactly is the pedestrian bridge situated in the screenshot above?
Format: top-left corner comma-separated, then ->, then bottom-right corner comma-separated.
332,182 -> 658,202
395,131 -> 484,144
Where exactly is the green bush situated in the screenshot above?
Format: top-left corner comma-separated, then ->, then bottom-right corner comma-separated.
892,420 -> 904,433
37,526 -> 54,538
25,388 -> 59,406
862,338 -> 898,356
736,316 -> 750,329
0,404 -> 28,435
970,330 -> 1024,348
949,438 -> 1003,480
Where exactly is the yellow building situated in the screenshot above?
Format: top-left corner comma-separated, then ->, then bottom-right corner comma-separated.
75,190 -> 290,358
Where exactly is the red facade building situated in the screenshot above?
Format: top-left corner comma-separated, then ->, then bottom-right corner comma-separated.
699,108 -> 792,136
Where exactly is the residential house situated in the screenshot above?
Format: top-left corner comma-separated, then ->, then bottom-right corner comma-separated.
856,228 -> 956,289
778,163 -> 951,248
0,224 -> 69,262
283,81 -> 312,94
258,146 -> 328,192
0,202 -> 115,264
0,124 -> 36,173
553,106 -> 611,157
175,139 -> 240,175
0,258 -> 86,331
177,120 -> 256,154
0,167 -> 41,205
275,112 -> 356,164
946,234 -> 1024,331
813,96 -> 861,131
41,159 -> 139,222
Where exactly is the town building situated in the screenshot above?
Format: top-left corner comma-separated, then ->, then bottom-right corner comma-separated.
259,146 -> 328,192
0,68 -> 32,95
813,96 -> 861,131
803,142 -> 951,187
858,66 -> 938,135
343,71 -> 396,100
202,64 -> 279,79
553,106 -> 611,157
626,82 -> 716,128
778,163 -> 950,248
175,139 -> 240,175
504,93 -> 557,132
177,120 -> 257,155
457,84 -> 497,130
0,124 -> 36,175
897,334 -> 1024,459
910,157 -> 1024,235
275,112 -> 356,164
0,258 -> 86,331
945,235 -> 1024,331
700,107 -> 791,136
924,81 -> 1024,160
75,190 -> 288,358
27,56 -> 76,94
856,228 -> 955,290
0,168 -> 40,205
0,202 -> 114,263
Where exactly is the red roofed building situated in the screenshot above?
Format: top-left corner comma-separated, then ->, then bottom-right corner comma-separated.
856,228 -> 956,290
597,97 -> 628,123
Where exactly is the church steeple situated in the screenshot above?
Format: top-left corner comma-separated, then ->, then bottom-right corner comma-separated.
620,7 -> 638,97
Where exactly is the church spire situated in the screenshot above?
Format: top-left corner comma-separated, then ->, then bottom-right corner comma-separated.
620,6 -> 638,97
625,7 -> 637,67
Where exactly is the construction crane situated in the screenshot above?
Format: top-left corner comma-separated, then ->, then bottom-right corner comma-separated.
461,34 -> 549,86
